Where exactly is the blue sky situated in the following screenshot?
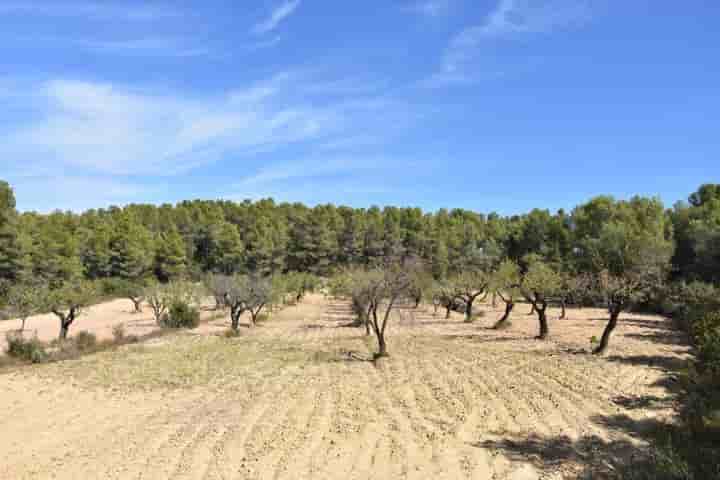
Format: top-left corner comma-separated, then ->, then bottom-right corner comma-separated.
1,0 -> 718,214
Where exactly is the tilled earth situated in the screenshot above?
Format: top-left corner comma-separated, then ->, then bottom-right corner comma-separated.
0,295 -> 688,479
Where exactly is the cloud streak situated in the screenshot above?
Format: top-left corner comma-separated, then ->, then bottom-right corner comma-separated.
1,73 -> 410,179
0,2 -> 179,21
252,0 -> 302,35
427,0 -> 592,87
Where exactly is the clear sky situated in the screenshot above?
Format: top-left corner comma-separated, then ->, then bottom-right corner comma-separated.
1,0 -> 718,214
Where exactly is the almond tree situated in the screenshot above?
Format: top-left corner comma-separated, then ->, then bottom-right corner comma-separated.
225,274 -> 273,330
364,264 -> 414,358
449,270 -> 490,322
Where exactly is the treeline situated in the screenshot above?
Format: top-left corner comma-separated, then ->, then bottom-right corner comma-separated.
2,181 -> 718,286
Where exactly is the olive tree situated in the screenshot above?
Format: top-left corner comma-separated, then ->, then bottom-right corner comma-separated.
40,280 -> 98,340
520,261 -> 562,339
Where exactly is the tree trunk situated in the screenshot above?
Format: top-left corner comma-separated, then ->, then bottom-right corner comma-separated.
433,303 -> 439,317
560,298 -> 566,319
54,309 -> 75,340
464,297 -> 475,322
536,304 -> 549,339
492,292 -> 497,308
593,306 -> 621,355
376,333 -> 387,358
445,304 -> 452,319
528,304 -> 536,315
132,298 -> 143,313
493,301 -> 514,329
20,317 -> 27,333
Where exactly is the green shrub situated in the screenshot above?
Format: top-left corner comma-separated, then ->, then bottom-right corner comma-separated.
160,302 -> 200,329
5,332 -> 48,363
254,313 -> 269,324
74,330 -> 97,351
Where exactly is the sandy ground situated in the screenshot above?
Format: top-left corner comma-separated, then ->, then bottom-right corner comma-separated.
0,295 -> 689,479
0,297 -> 218,351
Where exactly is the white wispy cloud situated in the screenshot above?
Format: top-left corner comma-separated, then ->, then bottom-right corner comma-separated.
11,36 -> 213,57
405,0 -> 451,17
1,73 -> 408,179
236,157 -> 390,187
426,0 -> 591,87
252,0 -> 302,35
0,2 -> 178,21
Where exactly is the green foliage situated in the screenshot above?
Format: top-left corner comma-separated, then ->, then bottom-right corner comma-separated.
521,261 -> 562,298
109,212 -> 154,279
154,226 -> 187,282
0,181 -> 24,282
160,302 -> 200,329
5,282 -> 42,330
5,332 -> 48,363
491,259 -> 521,301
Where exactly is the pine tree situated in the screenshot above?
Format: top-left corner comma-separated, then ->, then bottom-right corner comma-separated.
154,226 -> 187,282
109,212 -> 154,279
0,181 -> 23,281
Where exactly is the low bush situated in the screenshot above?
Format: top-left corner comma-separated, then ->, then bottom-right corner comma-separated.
74,330 -> 97,351
5,332 -> 48,363
223,328 -> 241,338
159,302 -> 200,329
112,323 -> 126,342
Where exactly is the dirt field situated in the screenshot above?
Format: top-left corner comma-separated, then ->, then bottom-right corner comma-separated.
0,295 -> 689,479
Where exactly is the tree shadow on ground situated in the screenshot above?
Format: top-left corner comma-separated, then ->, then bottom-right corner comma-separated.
604,354 -> 688,372
437,333 -> 537,344
473,410 -> 678,479
623,331 -> 689,347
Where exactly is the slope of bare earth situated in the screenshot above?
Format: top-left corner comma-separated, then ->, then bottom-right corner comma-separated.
0,294 -> 689,479
0,298 -> 218,352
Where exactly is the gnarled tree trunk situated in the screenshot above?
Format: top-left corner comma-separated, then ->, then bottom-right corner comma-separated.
593,304 -> 622,355
493,301 -> 514,329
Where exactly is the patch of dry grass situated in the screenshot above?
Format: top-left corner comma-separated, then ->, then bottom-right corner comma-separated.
36,334 -> 322,391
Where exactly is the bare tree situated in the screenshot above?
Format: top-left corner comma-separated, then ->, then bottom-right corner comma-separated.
449,270 -> 490,322
204,273 -> 234,310
145,281 -> 200,326
365,263 -> 414,358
